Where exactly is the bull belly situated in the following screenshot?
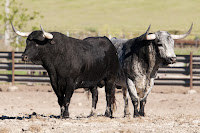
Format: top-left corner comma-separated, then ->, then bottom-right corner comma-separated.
75,71 -> 107,88
76,80 -> 99,88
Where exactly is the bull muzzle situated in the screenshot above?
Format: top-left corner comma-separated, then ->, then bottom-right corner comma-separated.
169,57 -> 176,64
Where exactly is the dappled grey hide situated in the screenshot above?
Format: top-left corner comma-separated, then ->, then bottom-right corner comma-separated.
155,31 -> 176,65
110,24 -> 192,117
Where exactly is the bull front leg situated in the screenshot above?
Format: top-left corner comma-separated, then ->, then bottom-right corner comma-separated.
126,78 -> 140,117
58,96 -> 64,117
139,99 -> 146,116
48,70 -> 66,118
62,85 -> 74,119
132,100 -> 140,117
122,87 -> 130,117
139,78 -> 154,117
88,86 -> 98,117
57,78 -> 75,119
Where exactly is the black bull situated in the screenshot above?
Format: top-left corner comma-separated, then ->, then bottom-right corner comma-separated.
12,24 -> 119,118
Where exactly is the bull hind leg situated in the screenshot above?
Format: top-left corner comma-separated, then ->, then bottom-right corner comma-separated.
139,99 -> 146,116
88,86 -> 98,117
104,79 -> 116,118
122,87 -> 130,117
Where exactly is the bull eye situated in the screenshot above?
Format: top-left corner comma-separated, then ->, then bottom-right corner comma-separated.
167,36 -> 171,40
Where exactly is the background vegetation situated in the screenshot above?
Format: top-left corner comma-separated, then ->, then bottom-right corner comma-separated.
0,0 -> 200,54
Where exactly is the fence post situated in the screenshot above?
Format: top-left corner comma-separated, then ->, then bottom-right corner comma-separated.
12,50 -> 15,85
190,52 -> 193,89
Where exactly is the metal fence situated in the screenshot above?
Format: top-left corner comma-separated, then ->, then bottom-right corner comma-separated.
0,51 -> 199,87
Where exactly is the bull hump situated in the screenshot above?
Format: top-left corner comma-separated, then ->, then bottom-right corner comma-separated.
111,38 -> 128,62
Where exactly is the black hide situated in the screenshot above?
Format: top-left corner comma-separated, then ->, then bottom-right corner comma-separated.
22,31 -> 119,118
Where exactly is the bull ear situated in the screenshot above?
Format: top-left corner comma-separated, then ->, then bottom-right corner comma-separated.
171,23 -> 193,40
140,25 -> 156,40
11,23 -> 31,37
40,25 -> 53,39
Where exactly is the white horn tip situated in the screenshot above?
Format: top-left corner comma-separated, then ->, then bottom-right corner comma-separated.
11,22 -> 31,37
40,25 -> 53,39
40,25 -> 44,31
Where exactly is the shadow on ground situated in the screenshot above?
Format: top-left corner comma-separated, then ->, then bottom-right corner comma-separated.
0,112 -> 60,120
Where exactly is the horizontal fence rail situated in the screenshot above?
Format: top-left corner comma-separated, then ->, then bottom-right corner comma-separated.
0,51 -> 199,87
175,39 -> 200,47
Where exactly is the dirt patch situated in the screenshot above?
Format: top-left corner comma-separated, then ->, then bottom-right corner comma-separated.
0,84 -> 199,132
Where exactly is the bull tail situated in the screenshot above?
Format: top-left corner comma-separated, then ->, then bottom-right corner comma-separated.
84,88 -> 90,100
111,87 -> 117,112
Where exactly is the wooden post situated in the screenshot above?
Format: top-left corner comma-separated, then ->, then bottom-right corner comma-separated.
190,52 -> 193,89
12,50 -> 15,85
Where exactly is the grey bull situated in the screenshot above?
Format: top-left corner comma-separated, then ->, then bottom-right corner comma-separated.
111,24 -> 193,117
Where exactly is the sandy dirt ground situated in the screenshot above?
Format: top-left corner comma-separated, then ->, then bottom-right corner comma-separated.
0,84 -> 200,133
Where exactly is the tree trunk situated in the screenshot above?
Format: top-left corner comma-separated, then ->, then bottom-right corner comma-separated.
5,0 -> 10,47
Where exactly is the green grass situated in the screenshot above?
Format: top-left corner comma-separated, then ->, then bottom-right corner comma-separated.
0,0 -> 199,37
0,70 -> 42,75
0,70 -> 27,75
174,47 -> 200,55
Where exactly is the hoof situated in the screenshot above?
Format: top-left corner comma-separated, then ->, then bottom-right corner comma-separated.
61,112 -> 69,119
104,111 -> 113,118
104,107 -> 113,118
88,108 -> 97,118
139,111 -> 145,117
133,112 -> 140,118
61,116 -> 69,119
124,110 -> 131,118
124,113 -> 131,118
104,111 -> 110,117
133,115 -> 140,118
88,112 -> 97,118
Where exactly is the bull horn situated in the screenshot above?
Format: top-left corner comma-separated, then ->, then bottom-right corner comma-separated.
40,25 -> 53,39
141,25 -> 156,40
171,23 -> 193,40
11,23 -> 31,37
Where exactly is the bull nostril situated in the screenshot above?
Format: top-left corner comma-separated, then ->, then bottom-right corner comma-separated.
23,55 -> 28,61
170,57 -> 176,63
